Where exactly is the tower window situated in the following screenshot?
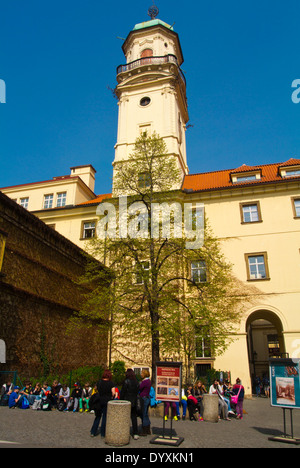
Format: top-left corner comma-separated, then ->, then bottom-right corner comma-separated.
141,49 -> 153,58
140,97 -> 151,107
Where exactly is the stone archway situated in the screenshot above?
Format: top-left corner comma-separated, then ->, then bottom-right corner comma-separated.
246,309 -> 285,389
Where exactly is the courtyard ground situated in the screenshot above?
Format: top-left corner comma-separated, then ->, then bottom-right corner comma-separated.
0,397 -> 299,450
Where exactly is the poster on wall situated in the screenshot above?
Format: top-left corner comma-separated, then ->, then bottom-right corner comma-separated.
269,358 -> 300,409
155,361 -> 182,403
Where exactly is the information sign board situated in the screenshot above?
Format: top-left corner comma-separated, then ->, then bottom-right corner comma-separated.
155,361 -> 182,403
270,358 -> 300,409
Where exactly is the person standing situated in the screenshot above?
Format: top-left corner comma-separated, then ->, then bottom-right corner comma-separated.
139,369 -> 151,436
120,369 -> 140,440
90,370 -> 115,438
232,378 -> 245,419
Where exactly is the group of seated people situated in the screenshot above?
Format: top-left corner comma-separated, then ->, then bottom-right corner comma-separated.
0,380 -> 96,412
173,378 -> 244,421
1,376 -> 244,420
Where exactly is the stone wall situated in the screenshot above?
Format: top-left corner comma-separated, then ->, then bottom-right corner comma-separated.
0,192 -> 109,378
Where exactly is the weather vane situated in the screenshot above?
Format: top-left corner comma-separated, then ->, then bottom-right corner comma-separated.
148,1 -> 159,20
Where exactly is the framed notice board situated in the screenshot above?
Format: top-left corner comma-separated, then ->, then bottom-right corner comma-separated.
155,361 -> 182,403
269,358 -> 300,409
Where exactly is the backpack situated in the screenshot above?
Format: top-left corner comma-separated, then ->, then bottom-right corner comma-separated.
89,393 -> 100,411
21,396 -> 30,410
31,399 -> 42,410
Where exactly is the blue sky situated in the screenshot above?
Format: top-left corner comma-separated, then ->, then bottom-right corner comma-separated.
0,0 -> 299,195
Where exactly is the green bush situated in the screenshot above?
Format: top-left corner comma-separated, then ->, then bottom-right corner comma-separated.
111,360 -> 126,386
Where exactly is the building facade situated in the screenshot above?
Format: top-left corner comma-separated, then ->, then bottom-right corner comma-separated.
1,14 -> 300,394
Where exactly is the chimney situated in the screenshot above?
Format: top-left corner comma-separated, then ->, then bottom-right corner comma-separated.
70,165 -> 96,193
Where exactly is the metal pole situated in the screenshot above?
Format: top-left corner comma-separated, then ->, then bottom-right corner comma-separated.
162,402 -> 166,438
283,408 -> 287,438
290,409 -> 294,440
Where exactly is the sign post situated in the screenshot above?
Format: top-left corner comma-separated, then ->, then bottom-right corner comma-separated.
268,358 -> 300,445
150,361 -> 184,447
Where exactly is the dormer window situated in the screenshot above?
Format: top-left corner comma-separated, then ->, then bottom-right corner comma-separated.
278,159 -> 300,179
230,165 -> 262,185
282,169 -> 300,178
231,171 -> 261,184
234,174 -> 257,183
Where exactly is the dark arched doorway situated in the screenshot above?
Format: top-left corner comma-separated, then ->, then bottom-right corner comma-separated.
246,310 -> 286,390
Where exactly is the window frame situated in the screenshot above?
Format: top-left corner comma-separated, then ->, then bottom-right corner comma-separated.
195,326 -> 212,359
56,192 -> 67,208
292,197 -> 300,219
245,252 -> 270,281
240,201 -> 262,224
43,194 -> 54,209
19,197 -> 29,210
135,260 -> 150,285
81,220 -> 97,240
191,260 -> 207,284
138,172 -> 151,189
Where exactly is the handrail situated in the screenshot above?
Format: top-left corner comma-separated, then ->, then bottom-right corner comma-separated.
117,54 -> 186,85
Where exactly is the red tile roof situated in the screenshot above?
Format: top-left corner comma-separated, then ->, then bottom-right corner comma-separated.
182,158 -> 300,193
78,193 -> 112,205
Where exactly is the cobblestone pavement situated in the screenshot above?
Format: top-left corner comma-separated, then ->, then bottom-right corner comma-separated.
0,398 -> 299,449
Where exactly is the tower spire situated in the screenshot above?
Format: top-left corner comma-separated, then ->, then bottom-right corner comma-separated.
148,2 -> 159,20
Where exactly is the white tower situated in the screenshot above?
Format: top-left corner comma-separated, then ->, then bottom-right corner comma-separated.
113,7 -> 189,194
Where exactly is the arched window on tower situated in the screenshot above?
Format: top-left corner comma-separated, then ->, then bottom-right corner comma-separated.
141,49 -> 153,58
141,49 -> 153,65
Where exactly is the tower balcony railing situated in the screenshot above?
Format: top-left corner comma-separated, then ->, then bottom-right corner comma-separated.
117,54 -> 186,86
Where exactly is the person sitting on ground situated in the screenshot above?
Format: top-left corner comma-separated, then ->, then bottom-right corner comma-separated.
66,382 -> 82,412
0,380 -> 13,406
79,382 -> 92,412
186,387 -> 200,421
8,386 -> 22,409
58,384 -> 70,411
32,382 -> 42,397
49,380 -> 61,408
20,381 -> 35,405
193,381 -> 207,420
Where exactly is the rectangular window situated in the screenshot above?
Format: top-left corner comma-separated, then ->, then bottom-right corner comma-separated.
240,202 -> 261,223
82,221 -> 96,239
234,175 -> 257,183
284,169 -> 300,178
293,199 -> 300,218
138,172 -> 151,189
191,260 -> 207,283
20,198 -> 29,209
43,194 -> 53,209
245,252 -> 269,281
57,192 -> 67,207
195,326 -> 211,358
136,261 -> 150,285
